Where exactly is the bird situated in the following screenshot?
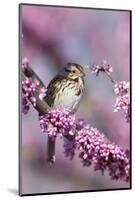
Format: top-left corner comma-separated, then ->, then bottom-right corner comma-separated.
44,62 -> 85,164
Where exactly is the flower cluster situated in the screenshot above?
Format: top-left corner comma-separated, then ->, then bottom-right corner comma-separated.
39,108 -> 130,182
76,125 -> 130,182
22,95 -> 30,114
114,81 -> 130,96
22,57 -> 47,114
39,108 -> 76,140
22,77 -> 38,113
39,88 -> 47,100
90,61 -> 130,123
114,81 -> 130,122
90,60 -> 113,76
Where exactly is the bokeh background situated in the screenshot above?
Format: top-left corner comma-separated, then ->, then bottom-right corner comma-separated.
21,4 -> 130,195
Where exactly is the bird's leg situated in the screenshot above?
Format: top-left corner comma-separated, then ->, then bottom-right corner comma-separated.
47,136 -> 56,165
47,122 -> 56,165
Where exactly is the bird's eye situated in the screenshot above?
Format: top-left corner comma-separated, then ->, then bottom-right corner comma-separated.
72,70 -> 76,73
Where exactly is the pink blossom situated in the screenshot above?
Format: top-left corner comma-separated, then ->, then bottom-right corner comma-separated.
114,81 -> 130,122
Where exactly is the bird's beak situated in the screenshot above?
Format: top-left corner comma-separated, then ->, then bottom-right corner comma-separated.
82,71 -> 86,77
80,71 -> 85,77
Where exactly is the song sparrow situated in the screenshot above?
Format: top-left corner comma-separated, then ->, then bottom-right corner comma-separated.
44,63 -> 85,164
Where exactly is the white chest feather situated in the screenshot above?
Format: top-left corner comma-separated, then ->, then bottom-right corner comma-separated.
53,78 -> 84,112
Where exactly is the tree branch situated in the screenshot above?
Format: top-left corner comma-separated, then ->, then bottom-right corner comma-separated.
22,63 -> 56,164
21,59 -> 130,182
22,67 -> 50,114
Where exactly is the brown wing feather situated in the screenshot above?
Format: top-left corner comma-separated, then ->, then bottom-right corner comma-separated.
44,75 -> 65,107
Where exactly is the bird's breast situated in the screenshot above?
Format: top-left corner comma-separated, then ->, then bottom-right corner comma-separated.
52,78 -> 84,112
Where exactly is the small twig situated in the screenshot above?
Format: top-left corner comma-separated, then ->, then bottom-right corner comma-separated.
104,70 -> 116,84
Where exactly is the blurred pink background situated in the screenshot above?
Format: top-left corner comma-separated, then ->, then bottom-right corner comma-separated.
21,4 -> 130,194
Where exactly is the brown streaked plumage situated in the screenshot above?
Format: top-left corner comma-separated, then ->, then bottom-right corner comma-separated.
44,63 -> 85,164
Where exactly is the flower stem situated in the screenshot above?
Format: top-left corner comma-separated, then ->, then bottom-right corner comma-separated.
104,70 -> 116,84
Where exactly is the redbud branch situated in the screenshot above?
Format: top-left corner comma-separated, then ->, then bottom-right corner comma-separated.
22,65 -> 56,164
22,72 -> 50,114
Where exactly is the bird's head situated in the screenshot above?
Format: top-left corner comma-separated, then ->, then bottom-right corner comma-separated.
62,63 -> 85,80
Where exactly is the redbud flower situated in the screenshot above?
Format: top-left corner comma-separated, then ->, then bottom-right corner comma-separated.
102,60 -> 113,73
114,81 -> 130,122
90,64 -> 101,76
90,60 -> 112,76
21,58 -> 47,114
22,70 -> 47,112
90,61 -> 130,122
22,95 -> 30,114
22,77 -> 38,107
114,81 -> 129,96
39,108 -> 130,182
39,88 -> 47,100
76,126 -> 130,182
39,108 -> 76,140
